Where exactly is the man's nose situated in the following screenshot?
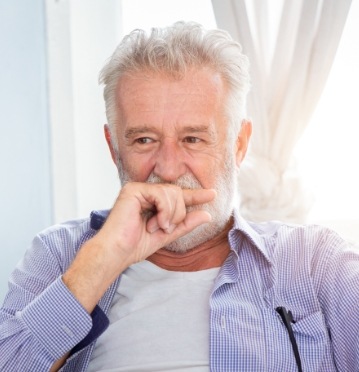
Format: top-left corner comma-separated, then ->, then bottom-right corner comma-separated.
153,140 -> 187,182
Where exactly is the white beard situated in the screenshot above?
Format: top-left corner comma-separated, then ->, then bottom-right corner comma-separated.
117,156 -> 238,253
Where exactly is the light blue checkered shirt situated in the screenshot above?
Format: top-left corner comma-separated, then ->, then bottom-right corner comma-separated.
1,209 -> 358,371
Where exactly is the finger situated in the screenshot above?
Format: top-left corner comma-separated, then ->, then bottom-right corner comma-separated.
147,215 -> 177,234
146,187 -> 215,233
149,209 -> 212,244
146,195 -> 185,233
182,188 -> 217,207
145,185 -> 186,231
172,210 -> 212,237
147,215 -> 160,233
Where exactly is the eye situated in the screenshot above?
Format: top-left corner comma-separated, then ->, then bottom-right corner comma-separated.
135,137 -> 154,144
183,136 -> 201,144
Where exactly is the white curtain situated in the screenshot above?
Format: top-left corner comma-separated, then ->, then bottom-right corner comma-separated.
211,0 -> 352,222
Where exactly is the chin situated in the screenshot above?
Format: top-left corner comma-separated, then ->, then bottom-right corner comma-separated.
164,213 -> 232,254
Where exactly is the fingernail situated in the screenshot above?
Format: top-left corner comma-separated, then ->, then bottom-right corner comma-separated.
147,221 -> 159,233
165,224 -> 176,234
148,225 -> 159,233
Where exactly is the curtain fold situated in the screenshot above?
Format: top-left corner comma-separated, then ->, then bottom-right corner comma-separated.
211,0 -> 352,222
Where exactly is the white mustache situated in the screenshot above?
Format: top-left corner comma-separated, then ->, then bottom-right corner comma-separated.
145,173 -> 203,190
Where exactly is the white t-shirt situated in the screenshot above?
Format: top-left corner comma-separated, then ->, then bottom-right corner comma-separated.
88,260 -> 220,372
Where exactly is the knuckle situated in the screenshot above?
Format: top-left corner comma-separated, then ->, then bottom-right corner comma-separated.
160,184 -> 180,199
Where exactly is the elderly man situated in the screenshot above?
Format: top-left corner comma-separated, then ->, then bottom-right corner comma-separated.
1,22 -> 358,372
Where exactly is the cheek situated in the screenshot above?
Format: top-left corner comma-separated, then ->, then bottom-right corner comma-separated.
186,155 -> 222,188
192,149 -> 235,189
119,152 -> 156,182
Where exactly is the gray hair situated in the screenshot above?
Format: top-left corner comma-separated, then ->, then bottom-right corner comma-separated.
99,21 -> 250,151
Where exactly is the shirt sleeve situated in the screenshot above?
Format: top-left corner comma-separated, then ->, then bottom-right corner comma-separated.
0,231 -> 106,371
315,230 -> 359,371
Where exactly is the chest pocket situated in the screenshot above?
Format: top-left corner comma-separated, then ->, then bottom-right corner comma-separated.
265,309 -> 337,371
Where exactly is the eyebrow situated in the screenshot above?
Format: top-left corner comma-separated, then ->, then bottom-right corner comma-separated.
181,125 -> 217,139
124,124 -> 216,139
181,125 -> 212,133
124,126 -> 159,139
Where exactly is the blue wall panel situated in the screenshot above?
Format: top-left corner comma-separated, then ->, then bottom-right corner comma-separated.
0,1 -> 52,302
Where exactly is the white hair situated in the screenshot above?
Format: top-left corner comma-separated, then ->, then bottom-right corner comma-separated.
99,21 -> 250,152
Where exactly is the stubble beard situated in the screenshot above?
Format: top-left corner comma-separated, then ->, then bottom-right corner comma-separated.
116,156 -> 237,254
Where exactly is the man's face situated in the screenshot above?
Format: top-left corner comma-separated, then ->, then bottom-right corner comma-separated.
107,68 -> 249,252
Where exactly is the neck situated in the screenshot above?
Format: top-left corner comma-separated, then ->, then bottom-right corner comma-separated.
147,221 -> 232,271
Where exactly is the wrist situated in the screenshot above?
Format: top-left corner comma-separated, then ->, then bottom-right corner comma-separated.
62,238 -> 130,313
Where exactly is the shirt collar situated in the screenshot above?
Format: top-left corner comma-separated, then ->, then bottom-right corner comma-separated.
229,208 -> 272,265
89,208 -> 272,264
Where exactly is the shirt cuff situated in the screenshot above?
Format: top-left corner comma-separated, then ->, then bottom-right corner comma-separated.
71,304 -> 109,355
20,276 -> 93,360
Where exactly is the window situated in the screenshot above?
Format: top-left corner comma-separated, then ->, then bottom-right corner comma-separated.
121,0 -> 216,33
294,0 -> 359,240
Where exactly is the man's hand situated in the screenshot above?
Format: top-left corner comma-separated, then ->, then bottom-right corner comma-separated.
99,182 -> 215,264
63,182 -> 215,313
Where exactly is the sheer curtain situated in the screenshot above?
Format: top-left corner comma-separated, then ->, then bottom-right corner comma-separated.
211,0 -> 352,222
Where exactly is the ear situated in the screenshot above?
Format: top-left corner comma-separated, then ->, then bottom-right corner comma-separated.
235,119 -> 252,167
104,124 -> 118,165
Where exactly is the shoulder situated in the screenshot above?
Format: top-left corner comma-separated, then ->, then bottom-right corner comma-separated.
37,217 -> 92,249
249,220 -> 347,255
246,220 -> 354,281
29,217 -> 95,273
38,216 -> 92,243
33,210 -> 111,271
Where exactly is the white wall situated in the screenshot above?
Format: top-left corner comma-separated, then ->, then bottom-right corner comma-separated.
0,0 -> 123,303
47,0 -> 121,223
0,1 -> 52,302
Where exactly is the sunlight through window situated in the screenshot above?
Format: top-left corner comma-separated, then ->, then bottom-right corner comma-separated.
294,0 -> 359,238
121,0 -> 216,34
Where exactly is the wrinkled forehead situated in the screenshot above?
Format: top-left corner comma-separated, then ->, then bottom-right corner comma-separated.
115,68 -> 227,115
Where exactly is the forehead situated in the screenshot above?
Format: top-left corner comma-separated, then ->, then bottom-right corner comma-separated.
115,68 -> 227,118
